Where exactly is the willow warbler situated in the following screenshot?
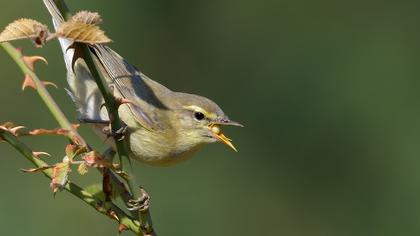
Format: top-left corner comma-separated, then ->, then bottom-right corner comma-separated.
43,0 -> 242,166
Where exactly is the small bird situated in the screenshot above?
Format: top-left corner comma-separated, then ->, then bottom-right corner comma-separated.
43,0 -> 242,166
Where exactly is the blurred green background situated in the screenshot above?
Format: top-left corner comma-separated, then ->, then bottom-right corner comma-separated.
1,0 -> 420,235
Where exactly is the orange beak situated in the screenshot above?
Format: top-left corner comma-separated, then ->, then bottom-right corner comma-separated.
209,124 -> 239,152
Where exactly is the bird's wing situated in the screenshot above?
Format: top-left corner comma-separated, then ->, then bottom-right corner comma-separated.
43,0 -> 166,131
90,45 -> 169,131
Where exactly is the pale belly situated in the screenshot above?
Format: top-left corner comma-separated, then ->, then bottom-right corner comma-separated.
90,123 -> 204,166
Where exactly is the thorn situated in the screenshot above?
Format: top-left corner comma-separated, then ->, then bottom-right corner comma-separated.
118,224 -> 128,234
21,165 -> 51,172
115,97 -> 134,107
22,75 -> 58,90
43,81 -> 58,89
10,126 -> 26,135
22,75 -> 36,90
22,55 -> 48,70
10,125 -> 26,133
52,187 -> 58,198
21,168 -> 40,173
0,123 -> 26,136
0,122 -> 14,129
32,151 -> 51,159
108,210 -> 119,221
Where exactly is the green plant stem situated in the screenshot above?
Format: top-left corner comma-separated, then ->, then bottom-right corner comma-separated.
1,41 -> 144,235
0,129 -> 141,234
81,32 -> 154,236
0,42 -> 86,147
53,1 -> 155,234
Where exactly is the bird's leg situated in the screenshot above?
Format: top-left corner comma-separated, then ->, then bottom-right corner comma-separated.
79,117 -> 128,141
126,187 -> 150,212
78,118 -> 110,124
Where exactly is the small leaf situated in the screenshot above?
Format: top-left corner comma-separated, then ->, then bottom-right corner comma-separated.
83,151 -> 119,169
0,18 -> 50,47
77,162 -> 88,175
65,144 -> 88,159
71,11 -> 103,25
50,157 -> 71,196
65,144 -> 78,158
55,20 -> 111,44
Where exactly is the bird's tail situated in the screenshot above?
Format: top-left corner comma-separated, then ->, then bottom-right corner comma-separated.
42,0 -> 65,25
42,0 -> 108,122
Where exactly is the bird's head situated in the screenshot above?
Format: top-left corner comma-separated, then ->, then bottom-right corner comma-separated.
170,93 -> 243,152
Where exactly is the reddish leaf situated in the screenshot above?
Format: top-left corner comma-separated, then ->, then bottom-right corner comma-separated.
65,144 -> 88,159
0,18 -> 51,47
77,162 -> 88,175
83,151 -> 119,169
50,157 -> 71,196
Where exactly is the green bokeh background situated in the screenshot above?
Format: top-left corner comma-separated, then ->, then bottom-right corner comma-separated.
1,0 -> 420,235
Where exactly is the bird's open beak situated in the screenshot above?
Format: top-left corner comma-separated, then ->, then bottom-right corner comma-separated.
209,119 -> 243,152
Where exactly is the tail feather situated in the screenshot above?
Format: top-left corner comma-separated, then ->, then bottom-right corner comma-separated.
42,0 -> 65,25
43,0 -> 108,122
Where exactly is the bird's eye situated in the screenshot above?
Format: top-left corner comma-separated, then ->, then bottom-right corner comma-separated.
194,112 -> 205,121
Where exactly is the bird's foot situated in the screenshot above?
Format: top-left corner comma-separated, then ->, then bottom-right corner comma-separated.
102,122 -> 128,141
127,187 -> 150,212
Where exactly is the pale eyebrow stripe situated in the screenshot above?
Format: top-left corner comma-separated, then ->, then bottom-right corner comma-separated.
183,105 -> 217,119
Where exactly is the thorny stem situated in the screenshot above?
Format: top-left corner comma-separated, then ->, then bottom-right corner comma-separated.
50,0 -> 154,234
0,129 -> 141,234
51,0 -> 155,234
0,42 -> 86,147
1,40 -> 149,235
1,0 -> 156,233
81,46 -> 155,231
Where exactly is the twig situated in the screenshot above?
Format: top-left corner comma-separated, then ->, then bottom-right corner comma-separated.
0,41 -> 144,235
1,42 -> 85,147
50,0 -> 155,234
0,129 -> 141,234
50,1 -> 155,234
